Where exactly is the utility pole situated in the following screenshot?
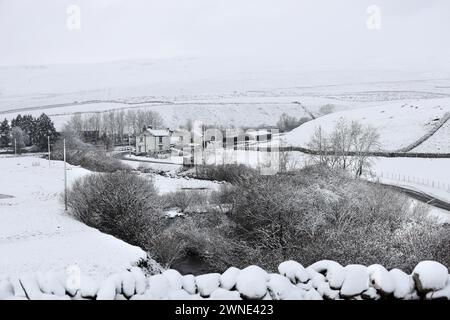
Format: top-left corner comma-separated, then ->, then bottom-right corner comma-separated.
128,133 -> 131,157
48,136 -> 51,167
64,138 -> 67,211
201,124 -> 205,166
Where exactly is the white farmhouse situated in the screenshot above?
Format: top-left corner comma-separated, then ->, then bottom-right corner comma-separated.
135,126 -> 172,155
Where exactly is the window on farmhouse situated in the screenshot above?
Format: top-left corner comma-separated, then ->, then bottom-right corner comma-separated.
159,136 -> 163,143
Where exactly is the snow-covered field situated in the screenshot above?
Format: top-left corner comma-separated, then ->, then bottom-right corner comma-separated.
0,156 -> 146,280
286,100 -> 450,151
370,157 -> 450,202
412,120 -> 450,153
2,60 -> 450,131
118,157 -> 221,194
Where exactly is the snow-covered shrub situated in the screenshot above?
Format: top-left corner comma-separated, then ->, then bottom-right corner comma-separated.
205,165 -> 449,272
162,190 -> 209,213
193,164 -> 258,184
145,229 -> 188,269
52,131 -> 130,173
66,171 -> 165,253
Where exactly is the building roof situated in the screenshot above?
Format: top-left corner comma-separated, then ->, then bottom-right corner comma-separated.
246,129 -> 272,137
143,129 -> 171,137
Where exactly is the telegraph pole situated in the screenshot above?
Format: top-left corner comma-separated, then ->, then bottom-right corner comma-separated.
64,138 -> 68,211
48,136 -> 51,167
128,133 -> 131,157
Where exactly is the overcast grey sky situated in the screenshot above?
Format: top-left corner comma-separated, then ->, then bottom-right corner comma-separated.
0,0 -> 449,70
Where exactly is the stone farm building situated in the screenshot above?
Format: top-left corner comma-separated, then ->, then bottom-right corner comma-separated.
135,126 -> 172,155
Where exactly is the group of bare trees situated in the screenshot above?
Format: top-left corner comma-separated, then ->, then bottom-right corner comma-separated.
308,119 -> 380,177
65,109 -> 164,144
277,113 -> 310,132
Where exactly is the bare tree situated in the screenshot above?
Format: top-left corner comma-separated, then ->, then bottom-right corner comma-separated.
330,118 -> 354,170
277,113 -> 310,132
307,126 -> 331,166
11,127 -> 25,153
66,113 -> 83,135
126,109 -> 137,135
308,120 -> 380,176
319,104 -> 336,115
115,110 -> 126,143
351,123 -> 380,176
143,110 -> 164,129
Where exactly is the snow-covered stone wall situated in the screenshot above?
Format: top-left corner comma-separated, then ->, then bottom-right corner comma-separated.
1,260 -> 449,300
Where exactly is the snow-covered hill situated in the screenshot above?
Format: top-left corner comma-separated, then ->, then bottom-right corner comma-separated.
286,99 -> 450,152
2,59 -> 450,130
0,155 -> 147,280
412,120 -> 450,153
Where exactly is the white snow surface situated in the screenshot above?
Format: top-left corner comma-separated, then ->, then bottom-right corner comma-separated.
181,275 -> 197,295
195,273 -> 221,297
286,100 -> 450,151
0,156 -> 147,280
1,259 -> 449,300
367,264 -> 395,294
412,261 -> 449,292
162,269 -> 183,291
413,120 -> 450,153
389,268 -> 415,299
340,265 -> 370,297
209,288 -> 241,300
235,265 -> 269,300
370,157 -> 450,203
427,275 -> 450,300
267,273 -> 303,300
278,261 -> 309,284
219,267 -> 240,290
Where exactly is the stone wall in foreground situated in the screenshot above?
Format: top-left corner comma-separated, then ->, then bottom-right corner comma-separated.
1,260 -> 449,300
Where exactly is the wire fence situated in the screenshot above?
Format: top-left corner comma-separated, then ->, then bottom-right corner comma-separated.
376,171 -> 450,193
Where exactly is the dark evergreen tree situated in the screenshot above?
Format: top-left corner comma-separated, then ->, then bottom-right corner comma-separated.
34,113 -> 58,150
0,118 -> 11,147
11,114 -> 22,128
21,114 -> 37,145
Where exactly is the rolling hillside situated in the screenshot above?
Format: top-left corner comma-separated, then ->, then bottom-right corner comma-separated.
286,99 -> 450,152
2,59 -> 450,130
